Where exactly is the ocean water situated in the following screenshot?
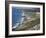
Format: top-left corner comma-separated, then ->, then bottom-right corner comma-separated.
12,7 -> 23,27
